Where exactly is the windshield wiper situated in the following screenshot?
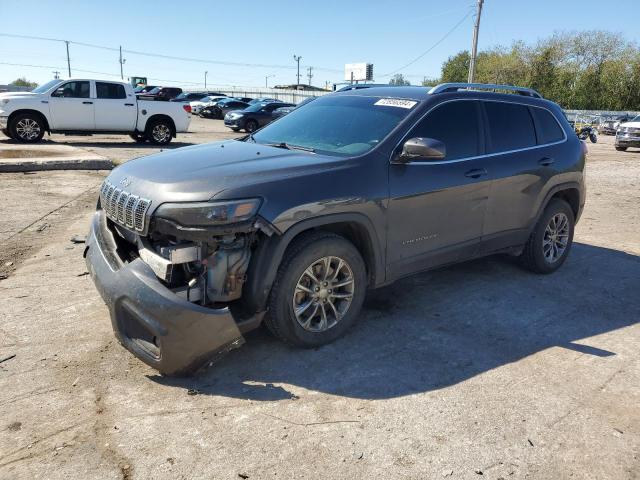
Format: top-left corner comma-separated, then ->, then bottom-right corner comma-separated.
264,142 -> 315,153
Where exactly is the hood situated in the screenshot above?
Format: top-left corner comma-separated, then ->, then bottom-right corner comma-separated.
105,140 -> 349,209
0,91 -> 39,98
619,121 -> 640,129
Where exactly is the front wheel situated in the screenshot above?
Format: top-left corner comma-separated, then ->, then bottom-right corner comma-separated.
615,146 -> 627,151
9,113 -> 45,143
589,133 -> 598,143
519,198 -> 575,274
265,232 -> 367,348
146,120 -> 173,145
245,119 -> 258,133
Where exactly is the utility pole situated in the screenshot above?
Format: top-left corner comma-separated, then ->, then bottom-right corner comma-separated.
119,46 -> 125,80
265,74 -> 275,88
467,0 -> 484,83
204,71 -> 208,89
293,54 -> 302,86
52,71 -> 60,79
306,66 -> 313,86
65,40 -> 71,77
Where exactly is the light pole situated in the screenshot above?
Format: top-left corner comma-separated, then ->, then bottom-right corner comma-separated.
467,0 -> 484,83
265,74 -> 275,88
293,54 -> 302,86
65,40 -> 71,77
204,71 -> 208,89
119,46 -> 126,80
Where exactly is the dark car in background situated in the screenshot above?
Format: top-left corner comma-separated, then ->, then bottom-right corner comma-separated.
272,96 -> 317,120
137,86 -> 183,101
224,101 -> 296,132
201,99 -> 250,119
600,114 -> 634,135
248,97 -> 281,105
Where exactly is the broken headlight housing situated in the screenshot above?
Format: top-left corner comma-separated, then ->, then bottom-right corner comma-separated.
154,198 -> 261,227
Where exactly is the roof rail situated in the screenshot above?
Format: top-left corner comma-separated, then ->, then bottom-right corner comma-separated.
428,82 -> 542,99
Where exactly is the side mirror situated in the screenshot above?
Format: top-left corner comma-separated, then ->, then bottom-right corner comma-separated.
395,137 -> 446,163
51,87 -> 65,98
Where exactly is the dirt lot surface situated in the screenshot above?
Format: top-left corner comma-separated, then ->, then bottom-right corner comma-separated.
0,123 -> 638,480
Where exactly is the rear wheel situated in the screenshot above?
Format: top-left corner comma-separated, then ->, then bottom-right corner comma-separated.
519,198 -> 575,274
265,232 -> 367,348
245,119 -> 258,133
9,113 -> 45,143
615,146 -> 627,151
146,119 -> 173,145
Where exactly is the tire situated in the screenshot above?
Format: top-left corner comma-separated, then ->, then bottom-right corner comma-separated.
245,119 -> 258,133
1,128 -> 10,139
615,146 -> 627,151
129,133 -> 147,143
265,231 -> 367,348
230,128 -> 240,132
519,198 -> 575,274
589,133 -> 598,143
9,112 -> 45,143
145,119 -> 173,145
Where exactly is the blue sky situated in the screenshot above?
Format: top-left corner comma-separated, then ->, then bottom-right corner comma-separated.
1,0 -> 638,88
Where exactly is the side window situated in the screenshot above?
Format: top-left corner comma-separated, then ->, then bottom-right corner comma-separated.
530,107 -> 565,144
51,81 -> 90,98
96,82 -> 126,99
484,101 -> 536,153
407,101 -> 481,160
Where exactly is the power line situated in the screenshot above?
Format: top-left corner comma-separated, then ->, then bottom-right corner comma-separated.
381,10 -> 473,77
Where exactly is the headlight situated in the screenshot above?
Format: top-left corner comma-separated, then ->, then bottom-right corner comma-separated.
154,199 -> 261,227
228,112 -> 242,120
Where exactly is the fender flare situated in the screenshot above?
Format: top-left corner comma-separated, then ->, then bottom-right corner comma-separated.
241,213 -> 384,315
530,181 -> 583,231
8,109 -> 51,133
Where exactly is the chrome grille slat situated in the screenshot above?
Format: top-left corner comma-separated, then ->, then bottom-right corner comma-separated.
99,180 -> 151,235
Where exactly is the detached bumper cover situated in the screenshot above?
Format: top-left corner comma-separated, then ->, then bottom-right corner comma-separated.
85,211 -> 244,375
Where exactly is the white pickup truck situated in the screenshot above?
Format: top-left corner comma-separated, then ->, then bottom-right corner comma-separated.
0,79 -> 191,144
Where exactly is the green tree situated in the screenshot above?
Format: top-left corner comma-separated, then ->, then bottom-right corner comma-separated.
10,77 -> 38,88
389,74 -> 411,86
440,51 -> 470,82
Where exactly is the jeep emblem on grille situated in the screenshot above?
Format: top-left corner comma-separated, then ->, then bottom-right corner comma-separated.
120,177 -> 132,187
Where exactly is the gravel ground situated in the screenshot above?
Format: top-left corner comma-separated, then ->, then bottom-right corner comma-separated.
0,125 -> 638,480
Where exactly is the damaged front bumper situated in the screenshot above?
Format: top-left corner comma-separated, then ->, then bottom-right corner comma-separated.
84,211 -> 246,375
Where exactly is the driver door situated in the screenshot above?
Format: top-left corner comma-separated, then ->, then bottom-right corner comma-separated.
387,100 -> 490,279
48,81 -> 95,130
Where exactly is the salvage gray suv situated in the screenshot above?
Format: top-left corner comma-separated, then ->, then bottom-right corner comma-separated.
85,83 -> 586,375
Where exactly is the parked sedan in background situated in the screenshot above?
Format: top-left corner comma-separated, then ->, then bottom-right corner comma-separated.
272,96 -> 317,120
201,99 -> 250,119
600,114 -> 634,135
224,101 -> 295,132
190,95 -> 227,115
171,92 -> 225,103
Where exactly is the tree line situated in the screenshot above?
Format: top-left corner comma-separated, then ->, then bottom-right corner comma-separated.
392,31 -> 640,111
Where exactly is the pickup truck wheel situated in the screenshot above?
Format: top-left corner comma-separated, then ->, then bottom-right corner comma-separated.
519,198 -> 575,274
146,120 -> 173,145
245,120 -> 258,133
265,232 -> 367,348
129,133 -> 147,143
10,113 -> 45,143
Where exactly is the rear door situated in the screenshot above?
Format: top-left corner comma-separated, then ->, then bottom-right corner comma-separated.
387,99 -> 490,278
48,81 -> 94,130
93,82 -> 137,131
479,100 -> 567,252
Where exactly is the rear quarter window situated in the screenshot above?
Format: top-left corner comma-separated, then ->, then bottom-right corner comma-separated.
484,101 -> 536,153
530,107 -> 565,144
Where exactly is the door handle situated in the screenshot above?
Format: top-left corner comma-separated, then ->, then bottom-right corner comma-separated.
538,157 -> 555,166
82,101 -> 93,105
124,103 -> 134,106
464,168 -> 488,179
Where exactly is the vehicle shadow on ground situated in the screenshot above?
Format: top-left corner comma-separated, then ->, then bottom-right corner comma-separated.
0,138 -> 196,149
150,242 -> 640,400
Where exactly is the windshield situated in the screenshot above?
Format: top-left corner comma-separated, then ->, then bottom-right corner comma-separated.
146,87 -> 161,94
32,79 -> 63,93
250,95 -> 417,156
631,115 -> 640,123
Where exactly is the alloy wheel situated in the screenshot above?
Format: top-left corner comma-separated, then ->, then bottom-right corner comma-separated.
152,124 -> 171,143
543,212 -> 569,263
16,118 -> 41,141
293,256 -> 355,332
